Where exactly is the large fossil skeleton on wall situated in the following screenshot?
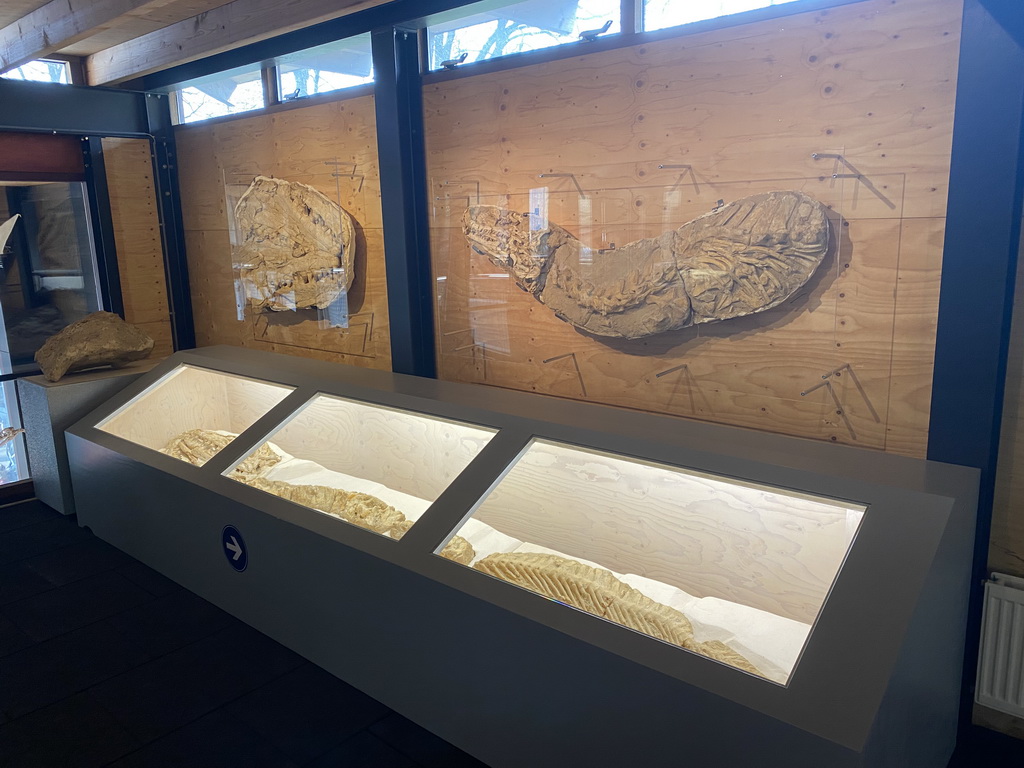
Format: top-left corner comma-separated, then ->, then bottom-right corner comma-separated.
234,176 -> 356,312
463,190 -> 831,339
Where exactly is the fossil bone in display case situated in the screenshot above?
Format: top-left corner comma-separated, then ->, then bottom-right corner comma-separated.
219,394 -> 496,559
96,364 -> 294,466
441,438 -> 864,684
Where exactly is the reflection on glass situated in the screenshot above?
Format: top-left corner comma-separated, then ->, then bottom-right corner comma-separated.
176,68 -> 265,124
440,439 -> 864,683
0,182 -> 103,373
427,0 -> 620,70
1,59 -> 70,84
98,365 -> 293,465
642,0 -> 800,32
278,34 -> 374,99
223,394 -> 496,552
0,179 -> 106,483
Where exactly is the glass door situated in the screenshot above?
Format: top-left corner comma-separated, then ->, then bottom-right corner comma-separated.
0,180 -> 105,483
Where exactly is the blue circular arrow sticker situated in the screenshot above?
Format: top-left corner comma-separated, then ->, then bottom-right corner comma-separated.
221,525 -> 248,572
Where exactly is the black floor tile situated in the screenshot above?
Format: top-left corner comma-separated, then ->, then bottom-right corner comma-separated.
369,713 -> 489,768
3,569 -> 153,642
0,514 -> 92,565
87,623 -> 304,744
24,535 -> 133,587
306,730 -> 418,768
107,709 -> 301,768
223,663 -> 391,764
0,612 -> 34,657
948,724 -> 1024,766
105,587 -> 234,659
0,560 -> 52,606
0,612 -> 154,719
0,499 -> 58,534
0,691 -> 141,768
117,560 -> 181,597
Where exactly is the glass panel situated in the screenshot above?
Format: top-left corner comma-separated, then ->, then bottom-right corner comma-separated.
0,380 -> 27,484
97,365 -> 293,464
224,394 -> 496,547
0,180 -> 109,483
1,59 -> 70,84
427,0 -> 620,71
277,34 -> 374,100
642,0 -> 801,31
441,438 -> 865,684
0,182 -> 103,374
176,68 -> 265,124
219,153 -> 389,364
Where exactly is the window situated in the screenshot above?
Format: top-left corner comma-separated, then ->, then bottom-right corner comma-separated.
176,67 -> 266,124
1,59 -> 70,84
427,0 -> 620,70
277,34 -> 374,100
641,0 -> 801,31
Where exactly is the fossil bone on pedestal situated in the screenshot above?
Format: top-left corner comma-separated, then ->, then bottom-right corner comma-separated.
462,190 -> 831,339
34,311 -> 154,382
234,176 -> 356,312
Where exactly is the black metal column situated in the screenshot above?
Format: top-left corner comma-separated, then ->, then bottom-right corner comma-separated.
145,92 -> 196,351
81,137 -> 125,317
372,26 -> 436,378
927,0 -> 1024,726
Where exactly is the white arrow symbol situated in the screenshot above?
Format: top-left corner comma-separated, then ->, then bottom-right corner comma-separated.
226,536 -> 243,561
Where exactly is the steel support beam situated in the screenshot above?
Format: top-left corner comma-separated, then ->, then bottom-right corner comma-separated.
81,136 -> 125,318
372,26 -> 435,378
144,92 -> 195,351
928,0 -> 1024,727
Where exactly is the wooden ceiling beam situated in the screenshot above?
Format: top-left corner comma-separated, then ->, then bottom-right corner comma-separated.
85,0 -> 391,86
0,0 -> 197,74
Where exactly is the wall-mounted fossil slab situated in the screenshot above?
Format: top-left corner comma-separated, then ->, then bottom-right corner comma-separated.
463,190 -> 831,339
234,176 -> 356,312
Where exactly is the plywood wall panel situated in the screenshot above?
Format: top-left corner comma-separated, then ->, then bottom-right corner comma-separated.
102,137 -> 173,358
175,93 -> 390,370
425,0 -> 962,457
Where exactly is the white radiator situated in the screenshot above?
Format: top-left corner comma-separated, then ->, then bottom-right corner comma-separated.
977,572 -> 1024,718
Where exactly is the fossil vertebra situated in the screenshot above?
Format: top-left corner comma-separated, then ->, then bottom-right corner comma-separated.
248,478 -> 475,565
234,175 -> 356,312
462,190 -> 830,339
162,429 -> 281,479
474,552 -> 761,675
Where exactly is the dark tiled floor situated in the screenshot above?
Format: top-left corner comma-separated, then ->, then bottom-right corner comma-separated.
3,498 -> 1024,768
0,499 -> 488,768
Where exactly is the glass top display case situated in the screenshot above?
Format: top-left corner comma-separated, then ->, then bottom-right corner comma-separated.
220,394 -> 497,551
440,438 -> 864,684
97,364 -> 294,466
66,346 -> 977,767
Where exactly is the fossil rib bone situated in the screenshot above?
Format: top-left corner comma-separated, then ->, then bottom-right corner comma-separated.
474,552 -> 761,675
247,478 -> 475,565
462,190 -> 831,339
234,175 -> 356,312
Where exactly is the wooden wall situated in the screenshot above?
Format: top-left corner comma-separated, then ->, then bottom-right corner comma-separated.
102,137 -> 174,357
173,94 -> 391,369
423,0 -> 962,458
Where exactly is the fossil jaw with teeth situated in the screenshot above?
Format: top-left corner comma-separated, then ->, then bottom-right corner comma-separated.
462,190 -> 831,339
